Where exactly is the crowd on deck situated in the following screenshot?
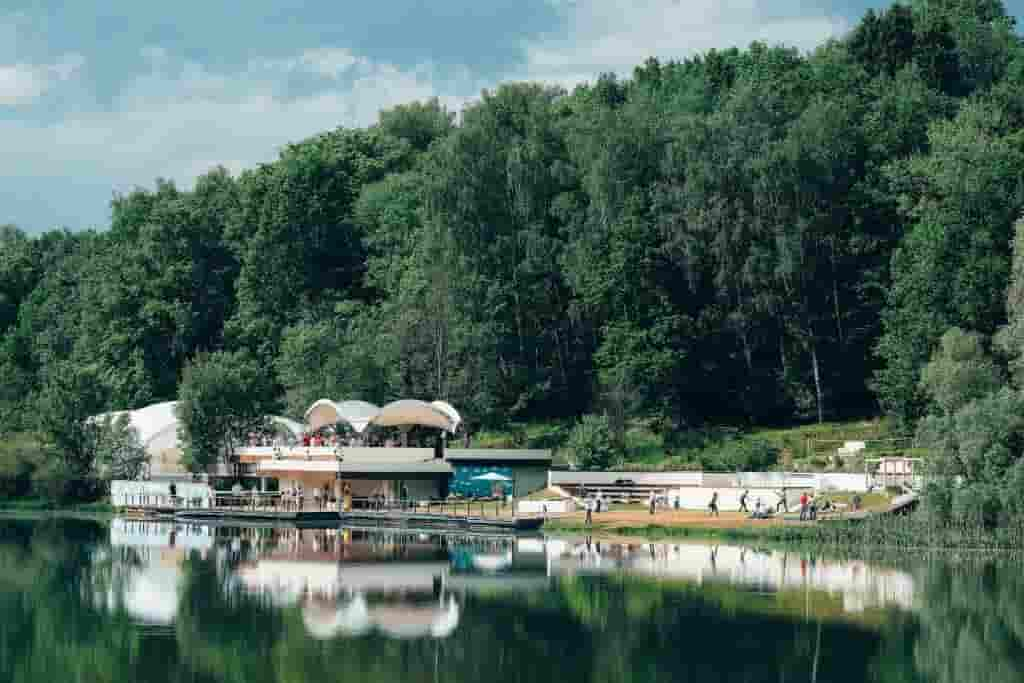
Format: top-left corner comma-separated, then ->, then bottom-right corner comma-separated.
242,425 -> 464,450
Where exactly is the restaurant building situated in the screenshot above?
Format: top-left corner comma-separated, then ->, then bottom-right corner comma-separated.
104,398 -> 551,506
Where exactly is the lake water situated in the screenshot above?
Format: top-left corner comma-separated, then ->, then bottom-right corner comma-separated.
0,517 -> 1021,682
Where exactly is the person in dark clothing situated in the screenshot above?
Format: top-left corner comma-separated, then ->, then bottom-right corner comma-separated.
708,491 -> 719,517
739,489 -> 749,513
585,499 -> 593,526
777,488 -> 789,513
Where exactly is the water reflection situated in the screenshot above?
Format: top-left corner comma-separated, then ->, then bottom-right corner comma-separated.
105,519 -> 915,634
1,517 -> 1022,682
549,537 -> 915,614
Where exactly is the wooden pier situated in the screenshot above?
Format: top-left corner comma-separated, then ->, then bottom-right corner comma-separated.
123,495 -> 544,533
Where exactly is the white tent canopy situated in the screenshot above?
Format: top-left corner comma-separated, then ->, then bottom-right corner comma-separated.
305,399 -> 381,433
430,401 -> 462,432
472,472 -> 511,482
303,398 -> 461,434
90,401 -> 305,455
372,400 -> 457,433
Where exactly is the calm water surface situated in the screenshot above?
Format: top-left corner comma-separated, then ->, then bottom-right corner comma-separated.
0,516 -> 1021,682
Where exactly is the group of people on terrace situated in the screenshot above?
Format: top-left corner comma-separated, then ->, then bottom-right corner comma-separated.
242,426 -> 457,450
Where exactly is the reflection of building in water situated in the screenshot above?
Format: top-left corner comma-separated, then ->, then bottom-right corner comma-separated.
100,521 -> 913,638
546,539 -> 916,613
301,594 -> 459,640
99,519 -> 216,624
233,528 -> 460,639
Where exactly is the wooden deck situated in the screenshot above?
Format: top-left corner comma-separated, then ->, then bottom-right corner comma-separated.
124,505 -> 544,533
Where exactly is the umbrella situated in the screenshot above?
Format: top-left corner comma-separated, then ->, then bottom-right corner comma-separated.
472,472 -> 512,482
472,471 -> 514,500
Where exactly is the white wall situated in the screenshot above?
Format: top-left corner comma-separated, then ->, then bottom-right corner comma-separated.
518,499 -> 575,514
550,471 -> 703,487
550,471 -> 871,493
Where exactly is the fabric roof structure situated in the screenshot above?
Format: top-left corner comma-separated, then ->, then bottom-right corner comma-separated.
305,399 -> 381,433
372,400 -> 458,433
91,401 -> 304,453
303,398 -> 462,434
430,401 -> 462,431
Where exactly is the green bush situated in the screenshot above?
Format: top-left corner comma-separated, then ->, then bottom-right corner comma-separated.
567,414 -> 618,470
696,438 -> 780,472
0,433 -> 45,497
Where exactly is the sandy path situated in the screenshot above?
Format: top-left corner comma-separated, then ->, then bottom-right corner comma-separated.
553,509 -> 787,530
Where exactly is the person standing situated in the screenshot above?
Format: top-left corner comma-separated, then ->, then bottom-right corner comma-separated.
708,491 -> 719,517
799,492 -> 809,521
648,491 -> 657,516
585,498 -> 593,526
739,489 -> 749,513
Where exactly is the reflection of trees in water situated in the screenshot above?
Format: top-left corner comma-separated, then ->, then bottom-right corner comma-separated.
18,519 -> 1024,683
911,560 -> 1024,683
0,519 -> 139,683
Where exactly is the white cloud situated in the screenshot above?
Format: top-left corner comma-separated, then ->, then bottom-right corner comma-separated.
0,53 -> 84,104
518,0 -> 847,87
0,49 -> 475,197
3,1 -> 852,228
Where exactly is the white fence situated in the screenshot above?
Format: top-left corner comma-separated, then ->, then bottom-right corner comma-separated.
550,471 -> 874,493
550,472 -> 702,487
111,480 -> 213,508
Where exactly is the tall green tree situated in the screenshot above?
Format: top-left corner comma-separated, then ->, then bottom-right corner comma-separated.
176,351 -> 279,474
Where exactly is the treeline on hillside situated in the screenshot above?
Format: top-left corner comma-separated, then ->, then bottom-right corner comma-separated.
2,1 -> 1024,484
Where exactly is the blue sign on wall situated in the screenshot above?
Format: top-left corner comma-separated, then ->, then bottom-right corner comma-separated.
449,465 -> 513,498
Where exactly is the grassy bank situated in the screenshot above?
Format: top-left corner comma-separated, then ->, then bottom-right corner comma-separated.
474,416 -> 918,471
544,514 -> 1024,551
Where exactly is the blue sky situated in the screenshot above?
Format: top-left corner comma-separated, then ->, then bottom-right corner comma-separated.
1,1 -> 1021,232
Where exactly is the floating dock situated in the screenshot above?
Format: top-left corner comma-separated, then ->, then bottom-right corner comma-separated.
152,507 -> 543,533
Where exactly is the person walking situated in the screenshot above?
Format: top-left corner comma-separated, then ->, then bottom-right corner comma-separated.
739,489 -> 749,513
708,491 -> 719,517
777,488 -> 789,513
648,491 -> 657,516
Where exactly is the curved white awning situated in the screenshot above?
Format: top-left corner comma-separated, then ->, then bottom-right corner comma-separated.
430,401 -> 462,431
305,399 -> 382,433
372,400 -> 457,433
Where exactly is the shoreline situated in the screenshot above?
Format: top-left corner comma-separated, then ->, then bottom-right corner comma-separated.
541,510 -> 1024,552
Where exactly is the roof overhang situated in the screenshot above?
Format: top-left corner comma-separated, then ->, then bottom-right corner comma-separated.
256,460 -> 453,475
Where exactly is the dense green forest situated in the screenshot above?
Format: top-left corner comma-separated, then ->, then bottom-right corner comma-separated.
4,2 -> 1024,501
